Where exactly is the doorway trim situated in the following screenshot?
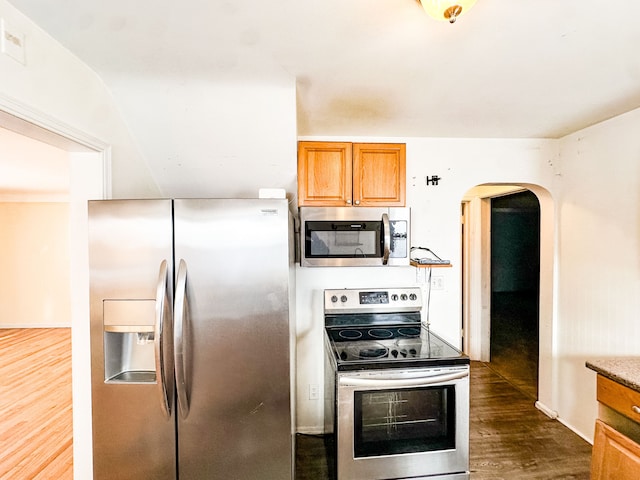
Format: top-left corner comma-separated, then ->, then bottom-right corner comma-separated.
0,92 -> 110,479
462,183 -> 557,417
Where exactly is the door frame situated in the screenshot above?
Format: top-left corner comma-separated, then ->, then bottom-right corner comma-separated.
461,195 -> 492,361
0,93 -> 110,479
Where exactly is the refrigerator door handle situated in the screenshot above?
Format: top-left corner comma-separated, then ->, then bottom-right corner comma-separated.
174,259 -> 190,419
155,260 -> 172,419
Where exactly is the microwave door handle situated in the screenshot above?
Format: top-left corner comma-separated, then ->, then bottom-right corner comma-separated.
382,213 -> 391,265
338,370 -> 469,388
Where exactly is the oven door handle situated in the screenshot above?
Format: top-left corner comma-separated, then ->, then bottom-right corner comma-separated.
339,370 -> 468,388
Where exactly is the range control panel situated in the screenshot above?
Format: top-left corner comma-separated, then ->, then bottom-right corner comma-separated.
324,287 -> 422,314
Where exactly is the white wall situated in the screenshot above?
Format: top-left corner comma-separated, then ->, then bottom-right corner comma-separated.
295,135 -> 559,433
0,0 -> 158,198
555,107 -> 640,440
108,77 -> 299,199
3,0 -> 300,201
0,125 -> 70,199
0,126 -> 71,328
0,202 -> 70,327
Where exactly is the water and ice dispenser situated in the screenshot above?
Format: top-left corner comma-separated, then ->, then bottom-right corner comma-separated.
103,299 -> 156,383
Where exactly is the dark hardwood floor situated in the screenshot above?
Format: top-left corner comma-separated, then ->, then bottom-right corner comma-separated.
296,361 -> 592,479
490,290 -> 539,400
295,433 -> 330,480
469,362 -> 591,479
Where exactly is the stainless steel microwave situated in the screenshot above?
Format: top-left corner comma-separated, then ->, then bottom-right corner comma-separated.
299,207 -> 410,267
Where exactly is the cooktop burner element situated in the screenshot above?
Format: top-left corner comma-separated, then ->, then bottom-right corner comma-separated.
347,342 -> 389,359
397,327 -> 420,337
368,328 -> 393,339
324,287 -> 469,370
338,330 -> 363,340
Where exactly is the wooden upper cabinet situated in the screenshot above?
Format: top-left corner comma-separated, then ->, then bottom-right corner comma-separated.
297,142 -> 352,206
298,141 -> 405,207
353,143 -> 406,207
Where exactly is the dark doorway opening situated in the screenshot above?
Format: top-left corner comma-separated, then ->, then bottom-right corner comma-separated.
489,190 -> 540,400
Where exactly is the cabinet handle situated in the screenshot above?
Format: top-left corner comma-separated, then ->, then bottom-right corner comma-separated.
346,199 -> 352,205
355,200 -> 360,205
633,405 -> 640,415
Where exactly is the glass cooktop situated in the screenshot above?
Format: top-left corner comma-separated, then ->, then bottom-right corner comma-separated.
325,323 -> 469,371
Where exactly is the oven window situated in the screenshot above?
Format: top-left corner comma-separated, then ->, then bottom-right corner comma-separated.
305,221 -> 381,258
354,386 -> 455,457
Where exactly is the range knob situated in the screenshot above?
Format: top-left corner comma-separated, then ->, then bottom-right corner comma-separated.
341,295 -> 348,303
400,294 -> 408,301
331,295 -> 338,303
391,294 -> 399,301
409,293 -> 417,301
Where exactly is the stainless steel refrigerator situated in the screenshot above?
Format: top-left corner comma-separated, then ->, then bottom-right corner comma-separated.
88,198 -> 295,480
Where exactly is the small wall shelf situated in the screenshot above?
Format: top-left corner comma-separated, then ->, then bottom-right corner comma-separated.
410,260 -> 453,268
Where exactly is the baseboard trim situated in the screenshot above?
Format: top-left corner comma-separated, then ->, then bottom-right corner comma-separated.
296,426 -> 325,435
535,400 -> 558,419
559,418 -> 592,444
535,401 -> 593,444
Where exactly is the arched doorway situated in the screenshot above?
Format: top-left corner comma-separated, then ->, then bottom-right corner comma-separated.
461,184 -> 556,414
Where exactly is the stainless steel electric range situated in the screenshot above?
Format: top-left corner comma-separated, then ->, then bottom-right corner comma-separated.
324,287 -> 470,480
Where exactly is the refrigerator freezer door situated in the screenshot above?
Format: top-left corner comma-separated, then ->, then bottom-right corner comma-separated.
89,199 -> 176,480
173,199 -> 293,480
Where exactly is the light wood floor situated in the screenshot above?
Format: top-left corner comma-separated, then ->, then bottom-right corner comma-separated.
0,328 -> 73,480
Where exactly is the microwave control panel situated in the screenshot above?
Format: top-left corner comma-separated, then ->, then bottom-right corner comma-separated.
389,220 -> 408,258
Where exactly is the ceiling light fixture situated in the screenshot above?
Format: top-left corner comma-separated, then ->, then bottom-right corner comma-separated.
418,0 -> 477,23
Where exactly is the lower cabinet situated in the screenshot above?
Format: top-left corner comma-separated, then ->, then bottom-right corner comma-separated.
591,374 -> 640,480
591,420 -> 640,479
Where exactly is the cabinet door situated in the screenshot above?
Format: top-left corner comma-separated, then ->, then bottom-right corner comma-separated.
591,419 -> 640,480
298,141 -> 352,206
353,143 -> 406,206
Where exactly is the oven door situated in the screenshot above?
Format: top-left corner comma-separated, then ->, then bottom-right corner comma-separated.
336,366 -> 469,480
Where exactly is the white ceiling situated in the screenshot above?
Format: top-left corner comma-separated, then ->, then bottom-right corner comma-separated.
7,0 -> 640,139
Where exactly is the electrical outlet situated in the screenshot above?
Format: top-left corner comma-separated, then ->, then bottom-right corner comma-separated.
431,275 -> 444,290
309,384 -> 319,400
